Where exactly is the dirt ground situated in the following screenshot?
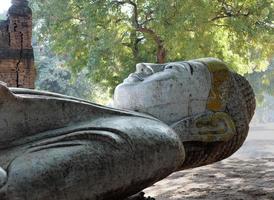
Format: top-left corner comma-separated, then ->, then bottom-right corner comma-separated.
144,123 -> 274,200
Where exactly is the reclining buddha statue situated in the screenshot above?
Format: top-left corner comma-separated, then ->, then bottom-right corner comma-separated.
0,58 -> 255,200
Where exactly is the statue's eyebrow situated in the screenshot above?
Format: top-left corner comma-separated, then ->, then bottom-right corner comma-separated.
185,62 -> 194,75
189,64 -> 194,75
171,62 -> 193,75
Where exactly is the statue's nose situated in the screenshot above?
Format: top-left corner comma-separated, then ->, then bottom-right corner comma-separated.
136,63 -> 154,75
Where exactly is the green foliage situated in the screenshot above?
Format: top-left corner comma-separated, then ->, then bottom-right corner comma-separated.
247,60 -> 274,106
34,44 -> 98,101
245,60 -> 274,122
29,0 -> 273,94
0,13 -> 6,20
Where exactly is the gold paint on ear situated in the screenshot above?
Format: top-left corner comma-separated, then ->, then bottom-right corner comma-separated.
195,112 -> 236,142
194,58 -> 230,112
207,69 -> 230,111
172,112 -> 236,143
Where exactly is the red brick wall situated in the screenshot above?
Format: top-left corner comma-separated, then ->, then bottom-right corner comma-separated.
0,1 -> 35,89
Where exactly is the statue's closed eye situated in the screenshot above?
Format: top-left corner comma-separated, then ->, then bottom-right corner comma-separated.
189,65 -> 194,75
164,63 -> 190,73
137,63 -> 154,75
165,65 -> 173,70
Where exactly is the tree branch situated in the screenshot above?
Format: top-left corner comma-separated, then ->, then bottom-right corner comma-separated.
122,42 -> 131,47
111,0 -> 128,5
137,27 -> 161,44
137,26 -> 166,63
111,0 -> 166,63
140,10 -> 154,26
211,1 -> 250,21
210,11 -> 250,21
127,0 -> 139,28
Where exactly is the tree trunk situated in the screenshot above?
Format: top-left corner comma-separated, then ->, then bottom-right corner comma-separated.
157,44 -> 166,63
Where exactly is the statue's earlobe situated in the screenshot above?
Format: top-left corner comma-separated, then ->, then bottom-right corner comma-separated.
0,82 -> 16,104
172,112 -> 236,143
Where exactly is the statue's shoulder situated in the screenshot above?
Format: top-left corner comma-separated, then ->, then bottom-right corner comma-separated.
0,83 -> 157,146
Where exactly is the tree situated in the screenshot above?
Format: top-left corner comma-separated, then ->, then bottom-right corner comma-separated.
246,59 -> 274,107
34,43 -> 99,101
29,0 -> 274,93
0,13 -> 7,20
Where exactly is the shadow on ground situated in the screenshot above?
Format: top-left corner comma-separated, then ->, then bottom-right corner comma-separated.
144,124 -> 274,200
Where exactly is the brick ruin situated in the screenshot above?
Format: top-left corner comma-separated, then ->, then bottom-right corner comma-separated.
0,0 -> 35,89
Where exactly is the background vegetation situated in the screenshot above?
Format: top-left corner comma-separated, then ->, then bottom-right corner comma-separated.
4,0 -> 274,121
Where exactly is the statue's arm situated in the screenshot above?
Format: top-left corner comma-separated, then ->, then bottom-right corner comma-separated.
0,90 -> 185,200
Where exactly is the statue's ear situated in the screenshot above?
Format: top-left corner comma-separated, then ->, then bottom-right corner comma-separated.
172,112 -> 236,143
0,82 -> 16,104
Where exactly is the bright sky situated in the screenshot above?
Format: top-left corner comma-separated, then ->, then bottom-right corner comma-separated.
0,0 -> 11,14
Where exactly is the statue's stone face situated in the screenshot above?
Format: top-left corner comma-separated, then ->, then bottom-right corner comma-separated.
113,61 -> 212,124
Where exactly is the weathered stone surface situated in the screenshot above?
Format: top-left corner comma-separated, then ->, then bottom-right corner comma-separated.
113,58 -> 256,170
0,84 -> 184,200
114,60 -> 212,125
0,0 -> 35,89
0,58 -> 255,200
